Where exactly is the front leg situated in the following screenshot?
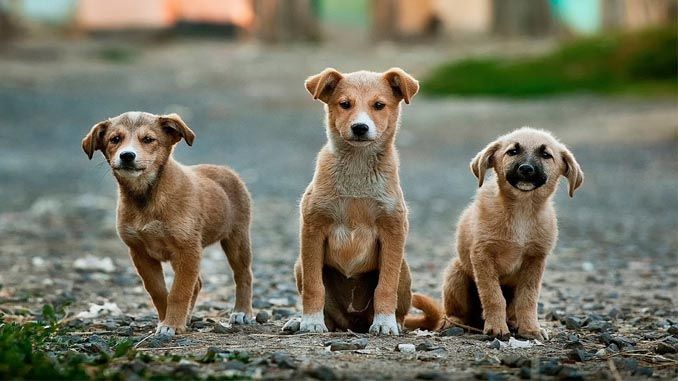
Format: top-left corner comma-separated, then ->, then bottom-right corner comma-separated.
514,254 -> 548,340
129,247 -> 168,321
299,221 -> 328,333
157,247 -> 201,336
470,247 -> 510,337
370,215 -> 406,336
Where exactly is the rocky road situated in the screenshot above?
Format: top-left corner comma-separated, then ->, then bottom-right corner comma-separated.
0,38 -> 676,380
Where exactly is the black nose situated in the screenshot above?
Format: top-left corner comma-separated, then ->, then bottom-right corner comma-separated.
120,151 -> 136,162
518,164 -> 534,176
351,123 -> 369,137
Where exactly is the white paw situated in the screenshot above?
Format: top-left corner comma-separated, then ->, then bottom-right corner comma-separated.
299,312 -> 328,333
229,311 -> 253,325
369,314 -> 400,335
155,323 -> 176,336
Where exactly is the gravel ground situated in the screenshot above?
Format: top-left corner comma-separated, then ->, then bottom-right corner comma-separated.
0,37 -> 676,380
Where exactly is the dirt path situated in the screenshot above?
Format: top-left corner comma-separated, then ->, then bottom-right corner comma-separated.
0,38 -> 676,380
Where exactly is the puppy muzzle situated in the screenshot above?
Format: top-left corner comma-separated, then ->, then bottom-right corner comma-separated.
506,162 -> 547,191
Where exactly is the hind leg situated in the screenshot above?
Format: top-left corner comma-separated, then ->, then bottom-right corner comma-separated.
395,261 -> 412,328
187,276 -> 203,324
221,228 -> 253,325
442,259 -> 478,329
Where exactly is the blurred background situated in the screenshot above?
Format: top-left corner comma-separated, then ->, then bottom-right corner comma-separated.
0,0 -> 676,343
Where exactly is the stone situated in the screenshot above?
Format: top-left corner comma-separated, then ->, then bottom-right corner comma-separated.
654,342 -> 676,354
440,327 -> 464,336
565,316 -> 583,330
415,341 -> 440,351
396,343 -> 416,353
568,349 -> 592,362
304,365 -> 336,381
325,338 -> 368,351
271,352 -> 296,369
255,311 -> 270,324
488,338 -> 502,349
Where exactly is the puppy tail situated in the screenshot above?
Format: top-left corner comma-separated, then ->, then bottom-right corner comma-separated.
404,293 -> 444,331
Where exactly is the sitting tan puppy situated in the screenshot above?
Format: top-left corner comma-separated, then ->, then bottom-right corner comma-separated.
82,111 -> 253,335
406,127 -> 583,340
284,68 -> 419,335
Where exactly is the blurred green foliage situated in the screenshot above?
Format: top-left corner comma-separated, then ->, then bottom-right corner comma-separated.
423,25 -> 677,97
0,305 -> 135,380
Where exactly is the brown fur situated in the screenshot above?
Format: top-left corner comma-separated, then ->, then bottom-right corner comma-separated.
407,128 -> 583,339
82,111 -> 254,335
290,68 -> 419,335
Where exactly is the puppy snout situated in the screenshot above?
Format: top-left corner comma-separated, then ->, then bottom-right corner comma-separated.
119,151 -> 136,163
351,123 -> 369,137
518,163 -> 535,176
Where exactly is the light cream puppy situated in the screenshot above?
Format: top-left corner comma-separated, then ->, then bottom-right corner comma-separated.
406,128 -> 583,340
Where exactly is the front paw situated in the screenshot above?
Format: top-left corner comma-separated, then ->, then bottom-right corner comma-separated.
518,325 -> 548,341
483,319 -> 510,338
299,312 -> 328,333
156,322 -> 186,336
369,314 -> 400,336
229,311 -> 253,325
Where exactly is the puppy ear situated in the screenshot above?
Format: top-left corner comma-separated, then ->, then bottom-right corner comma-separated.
82,120 -> 110,160
561,147 -> 584,197
470,141 -> 501,187
383,68 -> 419,104
305,68 -> 344,103
159,113 -> 195,146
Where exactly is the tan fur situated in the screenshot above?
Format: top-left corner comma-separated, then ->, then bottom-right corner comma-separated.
293,68 -> 419,334
82,111 -> 253,334
409,128 -> 583,339
404,293 -> 444,331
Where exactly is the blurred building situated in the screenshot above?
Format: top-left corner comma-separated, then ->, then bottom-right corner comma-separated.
0,0 -> 674,41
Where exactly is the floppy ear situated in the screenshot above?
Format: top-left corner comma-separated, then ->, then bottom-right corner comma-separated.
383,67 -> 419,104
158,113 -> 195,146
82,120 -> 110,160
305,68 -> 344,103
561,146 -> 584,197
470,140 -> 501,188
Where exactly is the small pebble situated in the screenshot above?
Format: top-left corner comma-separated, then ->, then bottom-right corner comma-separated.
396,343 -> 416,353
271,352 -> 296,369
415,370 -> 446,380
565,316 -> 583,330
654,342 -> 677,354
304,365 -> 336,380
568,349 -> 592,362
488,338 -> 502,350
415,341 -> 440,351
325,338 -> 368,351
440,327 -> 464,336
255,311 -> 270,324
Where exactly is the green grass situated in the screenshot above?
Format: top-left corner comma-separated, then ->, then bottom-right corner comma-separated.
1,305 -> 251,380
423,25 -> 678,97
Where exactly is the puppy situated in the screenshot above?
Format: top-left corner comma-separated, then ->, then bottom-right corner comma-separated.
283,68 -> 419,335
405,127 -> 583,340
82,111 -> 254,335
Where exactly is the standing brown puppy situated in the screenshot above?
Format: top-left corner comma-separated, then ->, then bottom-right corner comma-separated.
82,111 -> 254,335
284,68 -> 418,335
406,127 -> 583,340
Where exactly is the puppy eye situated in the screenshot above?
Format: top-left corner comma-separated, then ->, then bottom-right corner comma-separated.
142,136 -> 155,144
506,148 -> 519,156
373,101 -> 385,110
110,136 -> 121,144
339,100 -> 351,110
541,151 -> 552,159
